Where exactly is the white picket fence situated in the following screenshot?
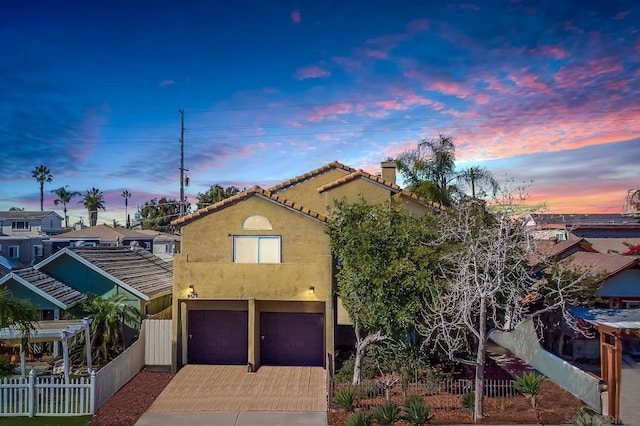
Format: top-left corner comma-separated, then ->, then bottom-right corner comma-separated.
0,370 -> 94,417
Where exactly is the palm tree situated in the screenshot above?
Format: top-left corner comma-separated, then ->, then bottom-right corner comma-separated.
0,288 -> 38,349
51,186 -> 81,228
458,166 -> 500,199
83,294 -> 140,363
121,190 -> 132,228
80,187 -> 106,226
31,165 -> 53,211
397,134 -> 458,206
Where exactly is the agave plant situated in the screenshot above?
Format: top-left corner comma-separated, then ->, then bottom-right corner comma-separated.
346,411 -> 373,426
572,408 -> 612,426
514,372 -> 545,407
372,400 -> 401,425
332,388 -> 355,411
402,395 -> 434,426
461,392 -> 474,411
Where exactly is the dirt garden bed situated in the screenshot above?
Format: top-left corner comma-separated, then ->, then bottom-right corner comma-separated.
328,379 -> 583,425
90,369 -> 174,426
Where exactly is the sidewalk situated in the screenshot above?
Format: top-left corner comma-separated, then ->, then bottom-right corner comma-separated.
136,411 -> 327,425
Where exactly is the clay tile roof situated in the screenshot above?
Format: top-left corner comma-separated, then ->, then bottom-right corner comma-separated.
171,186 -> 328,227
54,224 -> 153,241
70,246 -> 173,298
9,267 -> 86,308
267,161 -> 356,192
317,169 -> 444,211
558,252 -> 638,280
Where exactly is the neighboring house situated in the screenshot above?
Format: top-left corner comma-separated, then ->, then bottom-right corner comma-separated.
0,211 -> 64,267
136,230 -> 181,261
0,267 -> 85,320
0,211 -> 64,236
45,225 -> 155,257
35,246 -> 173,317
170,161 -> 436,371
559,251 -> 640,309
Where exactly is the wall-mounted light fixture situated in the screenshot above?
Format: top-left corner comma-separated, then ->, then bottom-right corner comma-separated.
188,284 -> 198,299
309,286 -> 315,295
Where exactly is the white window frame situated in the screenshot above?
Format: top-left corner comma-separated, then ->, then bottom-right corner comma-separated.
12,221 -> 29,230
623,300 -> 640,309
555,232 -> 566,241
233,235 -> 281,264
8,246 -> 20,258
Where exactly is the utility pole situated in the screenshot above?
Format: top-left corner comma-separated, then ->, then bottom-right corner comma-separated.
179,109 -> 186,216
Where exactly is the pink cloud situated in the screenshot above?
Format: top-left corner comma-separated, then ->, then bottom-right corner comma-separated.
158,79 -> 175,87
364,49 -> 388,59
406,19 -> 429,33
290,9 -> 301,24
295,66 -> 331,80
308,102 -> 354,122
532,45 -> 569,59
508,71 -> 551,94
613,11 -> 629,20
554,57 -> 623,89
332,56 -> 362,72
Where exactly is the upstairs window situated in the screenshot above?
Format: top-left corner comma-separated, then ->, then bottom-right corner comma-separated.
12,221 -> 29,230
8,246 -> 19,258
242,215 -> 273,231
233,236 -> 281,263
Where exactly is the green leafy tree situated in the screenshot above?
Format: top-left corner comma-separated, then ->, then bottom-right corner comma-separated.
0,288 -> 38,349
51,186 -> 81,228
396,135 -> 458,207
139,197 -> 187,231
326,197 -> 441,385
80,187 -> 106,226
81,294 -> 140,363
196,184 -> 241,209
8,207 -> 24,211
32,165 -> 53,211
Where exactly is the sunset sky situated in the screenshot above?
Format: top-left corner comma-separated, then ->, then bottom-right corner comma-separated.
1,1 -> 639,225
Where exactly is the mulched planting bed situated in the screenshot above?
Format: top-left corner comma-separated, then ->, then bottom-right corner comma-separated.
90,369 -> 174,426
328,379 -> 583,425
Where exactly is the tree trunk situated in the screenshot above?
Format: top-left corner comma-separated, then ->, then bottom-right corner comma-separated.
63,206 -> 68,228
351,324 -> 386,386
353,341 -> 365,386
474,297 -> 487,423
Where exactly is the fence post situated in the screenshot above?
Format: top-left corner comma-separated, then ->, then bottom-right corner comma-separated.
28,369 -> 35,418
90,371 -> 96,414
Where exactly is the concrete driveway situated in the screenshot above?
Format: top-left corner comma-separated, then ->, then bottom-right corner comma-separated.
136,365 -> 327,425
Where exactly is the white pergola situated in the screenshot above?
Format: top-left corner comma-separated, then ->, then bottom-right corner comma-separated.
0,318 -> 92,382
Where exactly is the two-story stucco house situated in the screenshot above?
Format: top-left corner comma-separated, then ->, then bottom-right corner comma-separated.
0,211 -> 64,269
170,161 -> 437,371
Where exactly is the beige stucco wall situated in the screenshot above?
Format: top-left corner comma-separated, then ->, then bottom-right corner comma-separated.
273,169 -> 350,214
172,195 -> 334,370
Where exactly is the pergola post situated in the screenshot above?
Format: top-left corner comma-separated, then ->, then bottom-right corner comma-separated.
20,344 -> 26,380
84,320 -> 92,372
61,330 -> 70,382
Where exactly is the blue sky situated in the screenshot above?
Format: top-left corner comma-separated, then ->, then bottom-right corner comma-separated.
1,0 -> 639,225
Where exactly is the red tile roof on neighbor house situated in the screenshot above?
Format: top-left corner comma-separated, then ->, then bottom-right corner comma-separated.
267,161 -> 356,192
171,186 -> 329,227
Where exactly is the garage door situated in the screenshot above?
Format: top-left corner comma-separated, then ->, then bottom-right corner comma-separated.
188,310 -> 248,365
260,312 -> 324,366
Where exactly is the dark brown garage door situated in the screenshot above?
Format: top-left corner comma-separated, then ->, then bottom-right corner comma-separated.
260,312 -> 324,366
188,310 -> 248,365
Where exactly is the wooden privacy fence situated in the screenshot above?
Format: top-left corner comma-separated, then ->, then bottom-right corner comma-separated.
0,370 -> 94,417
331,378 -> 519,411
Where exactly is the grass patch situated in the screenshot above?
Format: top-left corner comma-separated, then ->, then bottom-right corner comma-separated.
0,416 -> 91,425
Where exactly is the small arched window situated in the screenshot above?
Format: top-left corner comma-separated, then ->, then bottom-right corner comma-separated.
242,215 -> 273,231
